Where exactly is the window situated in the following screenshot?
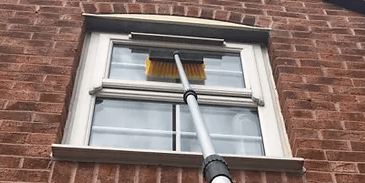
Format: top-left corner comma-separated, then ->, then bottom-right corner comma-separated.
54,14 -> 303,172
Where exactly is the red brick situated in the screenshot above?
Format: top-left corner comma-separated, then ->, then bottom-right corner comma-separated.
271,37 -> 314,45
306,171 -> 333,182
38,6 -> 81,14
50,57 -> 75,66
350,141 -> 365,151
51,161 -> 76,183
228,12 -> 242,23
330,162 -> 357,173
296,45 -> 339,54
13,82 -> 66,92
286,172 -> 304,183
336,35 -> 365,43
295,139 -> 349,150
292,32 -> 334,40
0,169 -> 49,182
127,4 -> 141,14
26,133 -> 56,145
182,168 -> 199,183
229,169 -> 242,183
300,59 -> 344,69
267,10 -> 306,19
96,3 -> 112,13
0,144 -> 50,157
255,16 -> 271,28
34,113 -> 62,123
172,5 -> 184,16
0,132 -> 27,144
332,86 -> 365,96
296,148 -> 326,160
272,23 -> 309,32
288,18 -> 329,27
316,111 -> 365,121
138,165 -> 157,183
157,4 -> 171,15
97,164 -> 117,183
161,167 -> 178,183
265,171 -> 282,183
118,164 -> 135,183
0,111 -> 32,121
336,174 -> 365,183
23,157 -> 50,169
113,4 -> 127,14
309,93 -> 356,103
316,40 -> 358,49
353,79 -> 365,87
340,103 -> 365,112
304,160 -> 330,171
358,163 -> 365,173
271,43 -> 293,51
0,4 -> 37,11
200,8 -> 214,19
274,51 -> 319,59
5,101 -> 63,113
204,0 -> 242,6
289,109 -> 315,119
0,156 -> 21,168
18,64 -> 72,75
246,3 -> 283,11
305,76 -> 352,86
0,90 -> 38,101
286,99 -> 336,111
186,6 -> 199,17
39,93 -> 66,103
345,122 -> 365,131
326,9 -> 363,16
74,162 -> 95,183
0,71 -> 45,83
214,10 -> 228,21
322,130 -> 365,141
244,170 -> 263,183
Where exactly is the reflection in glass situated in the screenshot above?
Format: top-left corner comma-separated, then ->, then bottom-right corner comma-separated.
181,135 -> 264,155
109,45 -> 245,88
88,99 -> 264,155
180,105 -> 261,136
89,99 -> 173,150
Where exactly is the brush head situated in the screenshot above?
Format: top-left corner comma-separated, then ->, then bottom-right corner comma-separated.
146,50 -> 206,81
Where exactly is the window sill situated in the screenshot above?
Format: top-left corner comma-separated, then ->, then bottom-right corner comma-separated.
52,144 -> 304,173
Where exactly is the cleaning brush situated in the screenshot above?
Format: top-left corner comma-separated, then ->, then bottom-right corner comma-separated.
146,50 -> 206,81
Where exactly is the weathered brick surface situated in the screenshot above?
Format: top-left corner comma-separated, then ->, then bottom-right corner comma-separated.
0,0 -> 364,182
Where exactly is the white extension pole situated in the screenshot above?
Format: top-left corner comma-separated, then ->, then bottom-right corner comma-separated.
174,53 -> 232,183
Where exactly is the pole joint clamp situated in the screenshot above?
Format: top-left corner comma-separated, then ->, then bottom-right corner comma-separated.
183,89 -> 198,104
202,154 -> 232,183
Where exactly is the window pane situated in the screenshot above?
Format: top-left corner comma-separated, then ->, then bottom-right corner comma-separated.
91,99 -> 172,130
180,105 -> 261,137
180,135 -> 264,156
90,131 -> 173,150
109,44 -> 245,88
89,99 -> 173,150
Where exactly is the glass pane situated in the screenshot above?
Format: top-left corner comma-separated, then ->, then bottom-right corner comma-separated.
90,131 -> 173,150
204,55 -> 242,72
180,135 -> 264,156
109,44 -> 245,88
180,105 -> 261,137
92,99 -> 172,130
89,99 -> 174,150
205,71 -> 244,88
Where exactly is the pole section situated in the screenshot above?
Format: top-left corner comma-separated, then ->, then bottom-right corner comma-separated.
173,53 -> 232,183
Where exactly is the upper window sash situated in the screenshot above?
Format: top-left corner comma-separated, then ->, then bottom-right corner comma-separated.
88,32 -> 264,104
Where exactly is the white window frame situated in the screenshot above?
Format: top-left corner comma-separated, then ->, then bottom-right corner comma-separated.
54,14 -> 303,172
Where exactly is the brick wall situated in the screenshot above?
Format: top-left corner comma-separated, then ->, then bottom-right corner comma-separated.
0,0 -> 364,182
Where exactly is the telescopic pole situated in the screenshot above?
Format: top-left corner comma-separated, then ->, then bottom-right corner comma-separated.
173,53 -> 232,183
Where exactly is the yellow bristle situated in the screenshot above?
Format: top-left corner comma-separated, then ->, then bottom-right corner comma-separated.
145,58 -> 206,81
